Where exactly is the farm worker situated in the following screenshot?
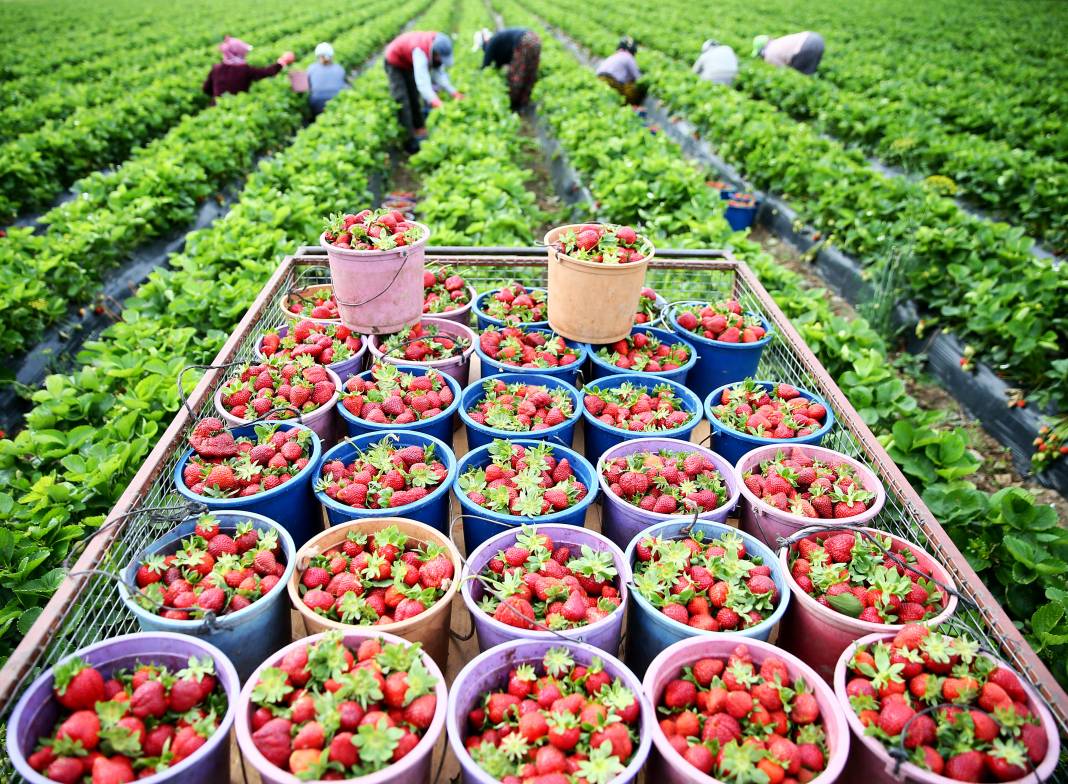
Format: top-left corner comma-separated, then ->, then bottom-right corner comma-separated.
752,32 -> 825,75
202,35 -> 296,104
307,42 -> 346,115
473,27 -> 542,111
596,36 -> 647,106
384,31 -> 463,152
693,39 -> 738,85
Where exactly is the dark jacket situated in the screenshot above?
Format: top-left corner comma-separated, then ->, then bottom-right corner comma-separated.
482,28 -> 527,68
202,62 -> 282,102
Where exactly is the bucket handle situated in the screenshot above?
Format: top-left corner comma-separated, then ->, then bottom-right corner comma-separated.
332,245 -> 417,309
176,361 -> 246,419
378,333 -> 470,362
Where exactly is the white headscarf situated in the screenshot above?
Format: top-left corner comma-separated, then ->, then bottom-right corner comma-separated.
472,28 -> 492,51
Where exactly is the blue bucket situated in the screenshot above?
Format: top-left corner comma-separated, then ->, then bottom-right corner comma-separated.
704,380 -> 836,464
315,430 -> 457,532
725,195 -> 758,231
452,438 -> 599,553
586,325 -> 697,387
337,365 -> 461,447
472,286 -> 549,331
117,511 -> 295,682
474,327 -> 588,388
459,372 -> 583,450
581,374 -> 702,465
666,301 -> 774,403
622,518 -> 790,677
173,422 -> 322,548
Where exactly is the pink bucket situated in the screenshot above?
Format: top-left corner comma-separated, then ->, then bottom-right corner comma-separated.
320,224 -> 430,334
776,526 -> 958,683
369,316 -> 477,388
277,283 -> 340,326
643,636 -> 850,784
735,444 -> 886,548
430,284 -> 477,326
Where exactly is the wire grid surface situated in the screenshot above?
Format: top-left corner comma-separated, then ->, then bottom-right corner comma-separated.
3,251 -> 1065,782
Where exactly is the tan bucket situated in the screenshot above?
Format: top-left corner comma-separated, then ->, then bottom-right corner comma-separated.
287,516 -> 460,671
544,224 -> 654,344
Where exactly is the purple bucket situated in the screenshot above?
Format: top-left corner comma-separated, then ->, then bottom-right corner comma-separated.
369,316 -> 477,388
428,284 -> 477,326
254,324 -> 369,382
447,639 -> 654,784
643,636 -> 850,784
236,629 -> 447,784
460,524 -> 632,655
7,632 -> 239,784
596,437 -> 741,551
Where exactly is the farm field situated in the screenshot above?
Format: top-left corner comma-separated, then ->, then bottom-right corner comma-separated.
1,0 -> 1067,781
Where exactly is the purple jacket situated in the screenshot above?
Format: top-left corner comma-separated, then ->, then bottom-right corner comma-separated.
596,50 -> 640,83
202,62 -> 282,102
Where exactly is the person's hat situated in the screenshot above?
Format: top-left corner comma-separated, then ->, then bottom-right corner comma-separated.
315,42 -> 334,59
472,28 -> 492,51
619,35 -> 637,54
752,35 -> 770,57
432,33 -> 454,67
702,39 -> 720,52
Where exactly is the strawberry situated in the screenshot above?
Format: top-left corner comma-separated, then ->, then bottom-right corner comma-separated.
91,756 -> 135,784
944,750 -> 986,781
710,378 -> 826,438
54,658 -> 105,711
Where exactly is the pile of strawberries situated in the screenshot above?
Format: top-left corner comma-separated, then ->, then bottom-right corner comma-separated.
656,642 -> 831,781
634,286 -> 660,324
182,420 -> 314,498
479,327 -> 581,370
28,655 -> 224,783
843,625 -> 1048,781
341,364 -> 454,424
710,379 -> 827,440
218,359 -> 336,421
249,632 -> 438,778
474,525 -> 620,632
583,381 -> 694,433
552,223 -> 648,264
295,524 -> 453,624
788,531 -> 947,624
317,436 -> 448,511
378,321 -> 468,363
633,530 -> 779,632
423,268 -> 471,315
601,448 -> 727,515
463,646 -> 640,781
132,514 -> 286,620
594,330 -> 690,373
259,320 -> 362,368
466,378 -> 575,433
742,448 -> 876,519
459,440 -> 588,518
675,299 -> 768,343
481,283 -> 547,325
285,288 -> 339,321
323,208 -> 425,251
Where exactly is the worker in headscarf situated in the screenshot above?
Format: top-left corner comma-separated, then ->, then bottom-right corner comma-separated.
693,38 -> 738,85
383,31 -> 463,152
752,32 -> 825,75
202,35 -> 295,104
595,36 -> 646,106
473,27 -> 542,111
307,42 -> 346,115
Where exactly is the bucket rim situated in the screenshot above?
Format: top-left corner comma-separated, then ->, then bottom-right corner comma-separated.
426,283 -> 478,319
473,286 -> 550,329
543,223 -> 656,266
585,324 -> 699,377
335,364 -> 462,431
704,380 -> 836,445
213,365 -> 342,426
368,315 -> 477,369
318,221 -> 431,257
665,302 -> 775,350
581,373 -> 703,438
253,323 -> 369,371
472,325 -> 589,376
459,372 -> 583,441
279,282 -> 341,325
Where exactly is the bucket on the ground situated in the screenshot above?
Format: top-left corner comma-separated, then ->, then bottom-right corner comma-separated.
725,193 -> 758,231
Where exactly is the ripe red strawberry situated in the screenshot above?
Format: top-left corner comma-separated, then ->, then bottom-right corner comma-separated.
53,658 -> 105,711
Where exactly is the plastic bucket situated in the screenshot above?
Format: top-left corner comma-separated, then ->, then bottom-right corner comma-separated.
586,325 -> 697,386
705,381 -> 836,465
472,286 -> 549,331
117,511 -> 295,682
545,224 -> 653,344
474,327 -> 589,388
7,633 -> 238,784
431,284 -> 478,326
833,632 -> 1061,784
338,365 -> 461,447
623,518 -> 790,678
278,283 -> 339,326
581,373 -> 703,465
734,443 -> 887,547
369,316 -> 477,388
236,629 -> 447,784
287,516 -> 460,670
254,324 -> 368,382
666,302 -> 774,403
461,524 -> 630,654
725,196 -> 758,231
315,430 -> 456,532
447,639 -> 654,784
459,372 -> 583,450
643,636 -> 850,784
596,437 -> 741,551
213,365 -> 342,448
174,422 -> 323,548
452,438 -> 599,553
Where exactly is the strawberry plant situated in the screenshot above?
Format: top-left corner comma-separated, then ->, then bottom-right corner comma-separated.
841,625 -> 1050,780
463,646 -> 641,780
654,642 -> 831,781
294,523 -> 453,623
316,436 -> 449,510
322,208 -> 426,251
479,326 -> 582,370
480,283 -> 548,325
181,420 -> 314,498
742,447 -> 876,519
710,379 -> 827,439
248,631 -> 439,777
582,381 -> 694,432
218,358 -> 337,421
601,448 -> 727,515
259,319 -> 363,367
593,330 -> 690,373
340,364 -> 455,424
423,267 -> 472,314
633,286 -> 660,324
459,440 -> 589,517
284,287 -> 340,321
26,654 -> 225,782
466,378 -> 576,433
378,321 -> 469,362
552,223 -> 650,264
674,299 -> 768,344
633,530 -> 779,631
